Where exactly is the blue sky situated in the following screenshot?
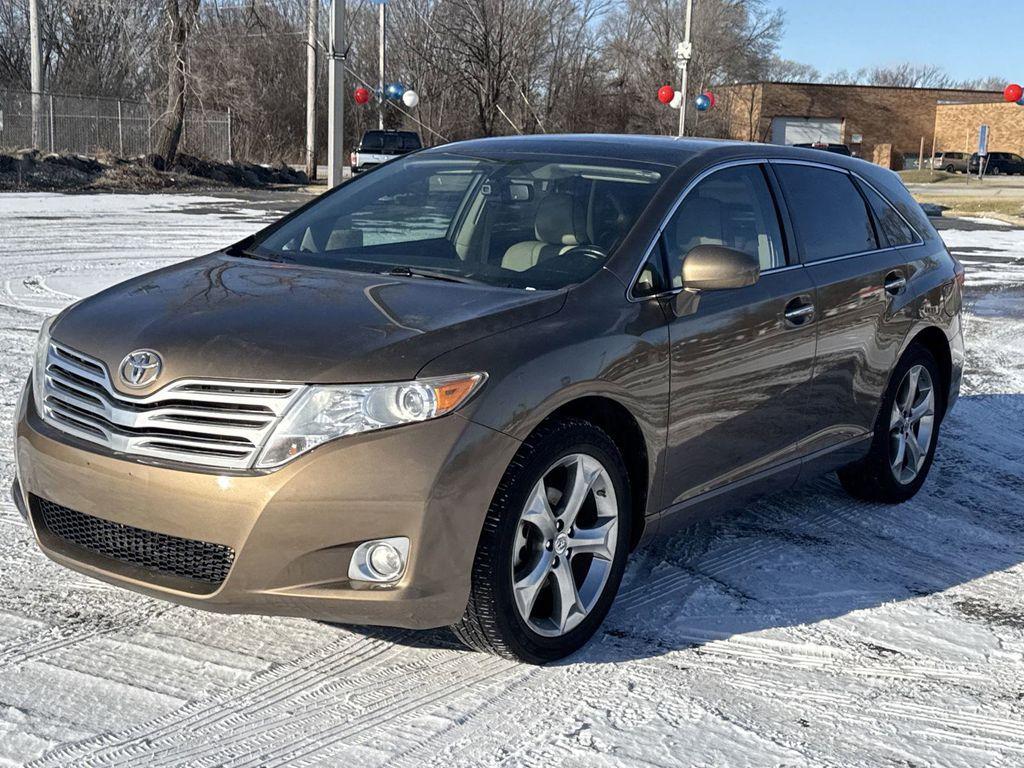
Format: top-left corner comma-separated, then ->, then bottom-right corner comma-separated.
774,0 -> 1021,82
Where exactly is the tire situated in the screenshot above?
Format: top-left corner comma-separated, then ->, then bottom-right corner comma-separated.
944,164 -> 955,173
990,165 -> 1000,176
452,418 -> 631,663
838,344 -> 944,503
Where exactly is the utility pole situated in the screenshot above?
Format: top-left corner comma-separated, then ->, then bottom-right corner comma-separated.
378,1 -> 386,130
676,0 -> 693,137
327,0 -> 345,187
304,0 -> 318,181
29,0 -> 43,149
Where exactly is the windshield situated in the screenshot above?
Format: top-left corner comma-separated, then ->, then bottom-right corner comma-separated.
249,153 -> 665,290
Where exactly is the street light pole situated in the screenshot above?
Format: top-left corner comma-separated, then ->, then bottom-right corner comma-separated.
305,0 -> 318,181
676,0 -> 693,137
378,1 -> 386,130
327,0 -> 346,188
29,0 -> 43,149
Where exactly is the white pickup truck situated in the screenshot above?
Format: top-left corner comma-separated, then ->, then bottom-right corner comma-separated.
350,130 -> 423,174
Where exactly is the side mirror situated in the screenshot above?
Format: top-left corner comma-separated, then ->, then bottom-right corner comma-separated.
681,245 -> 760,291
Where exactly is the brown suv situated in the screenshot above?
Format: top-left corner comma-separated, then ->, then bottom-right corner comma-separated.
13,136 -> 965,663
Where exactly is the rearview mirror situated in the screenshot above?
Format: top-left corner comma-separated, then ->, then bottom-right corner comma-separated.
681,245 -> 759,291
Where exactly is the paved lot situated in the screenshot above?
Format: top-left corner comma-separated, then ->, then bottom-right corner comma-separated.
0,194 -> 1022,767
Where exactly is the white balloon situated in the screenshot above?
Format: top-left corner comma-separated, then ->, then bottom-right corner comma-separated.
402,90 -> 420,108
669,92 -> 683,109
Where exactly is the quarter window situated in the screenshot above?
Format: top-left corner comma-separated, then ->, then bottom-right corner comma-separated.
662,164 -> 786,288
774,164 -> 877,261
857,180 -> 918,248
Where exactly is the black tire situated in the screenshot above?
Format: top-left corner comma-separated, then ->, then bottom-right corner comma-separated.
838,344 -> 945,503
944,164 -> 955,173
451,418 -> 631,663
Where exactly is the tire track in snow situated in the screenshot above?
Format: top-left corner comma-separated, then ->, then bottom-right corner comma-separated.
28,628 -> 407,768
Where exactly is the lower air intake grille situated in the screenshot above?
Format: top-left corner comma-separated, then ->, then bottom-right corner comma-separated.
34,496 -> 235,586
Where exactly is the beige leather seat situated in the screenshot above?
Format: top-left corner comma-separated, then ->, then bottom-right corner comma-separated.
502,194 -> 588,272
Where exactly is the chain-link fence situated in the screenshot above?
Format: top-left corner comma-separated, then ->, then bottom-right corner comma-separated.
0,89 -> 231,162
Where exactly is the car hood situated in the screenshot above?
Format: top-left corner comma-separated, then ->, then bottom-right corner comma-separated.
52,254 -> 565,393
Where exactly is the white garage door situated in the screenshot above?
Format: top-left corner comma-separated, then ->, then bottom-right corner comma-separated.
770,117 -> 842,146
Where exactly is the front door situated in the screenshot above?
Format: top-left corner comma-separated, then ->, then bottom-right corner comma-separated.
659,162 -> 818,508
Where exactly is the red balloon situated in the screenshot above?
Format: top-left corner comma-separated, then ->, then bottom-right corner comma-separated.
704,90 -> 716,108
1004,83 -> 1023,102
353,87 -> 371,105
657,85 -> 675,104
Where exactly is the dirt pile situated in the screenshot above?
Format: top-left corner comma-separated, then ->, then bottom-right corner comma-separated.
0,149 -> 309,192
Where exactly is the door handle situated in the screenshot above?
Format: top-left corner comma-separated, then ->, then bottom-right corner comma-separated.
884,271 -> 907,295
784,297 -> 815,326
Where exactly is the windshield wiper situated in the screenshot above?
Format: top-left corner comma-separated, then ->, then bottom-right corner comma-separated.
225,242 -> 287,263
383,265 -> 482,284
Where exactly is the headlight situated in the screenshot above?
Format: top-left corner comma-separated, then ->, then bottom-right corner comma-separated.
31,315 -> 57,417
256,372 -> 486,468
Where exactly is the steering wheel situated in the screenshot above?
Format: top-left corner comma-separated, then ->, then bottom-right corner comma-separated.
560,244 -> 608,261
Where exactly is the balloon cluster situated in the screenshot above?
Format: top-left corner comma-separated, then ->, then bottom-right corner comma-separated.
656,86 -> 716,111
1004,83 -> 1024,106
353,84 -> 420,107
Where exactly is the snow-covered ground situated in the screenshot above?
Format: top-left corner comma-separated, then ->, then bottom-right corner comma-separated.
1,194 -> 1023,767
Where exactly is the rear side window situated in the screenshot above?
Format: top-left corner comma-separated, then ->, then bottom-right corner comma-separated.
856,180 -> 919,247
662,164 -> 786,287
775,164 -> 877,261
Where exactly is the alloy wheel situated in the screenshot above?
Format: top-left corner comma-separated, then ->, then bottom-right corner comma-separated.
889,364 -> 935,485
511,453 -> 619,637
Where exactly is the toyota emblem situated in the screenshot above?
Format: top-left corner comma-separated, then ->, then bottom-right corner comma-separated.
119,349 -> 163,388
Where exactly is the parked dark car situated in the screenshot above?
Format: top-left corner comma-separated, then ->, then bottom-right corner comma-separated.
350,129 -> 423,173
14,135 -> 964,663
793,142 -> 853,156
931,151 -> 970,173
969,151 -> 1024,175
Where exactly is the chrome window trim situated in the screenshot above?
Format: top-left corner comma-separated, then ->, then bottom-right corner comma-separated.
626,155 -> 925,303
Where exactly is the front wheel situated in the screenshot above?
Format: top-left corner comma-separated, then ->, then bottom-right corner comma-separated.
838,344 -> 943,503
452,419 -> 631,663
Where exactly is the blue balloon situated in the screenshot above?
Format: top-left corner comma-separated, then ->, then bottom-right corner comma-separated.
694,94 -> 711,112
1018,96 -> 1024,106
385,82 -> 406,100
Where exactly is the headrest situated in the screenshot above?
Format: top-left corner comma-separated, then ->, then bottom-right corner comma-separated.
535,194 -> 586,246
674,196 -> 724,252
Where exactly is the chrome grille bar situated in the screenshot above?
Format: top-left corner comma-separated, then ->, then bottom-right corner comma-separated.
40,342 -> 303,470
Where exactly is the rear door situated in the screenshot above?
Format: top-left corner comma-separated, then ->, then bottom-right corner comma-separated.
659,162 -> 818,508
771,160 -> 921,460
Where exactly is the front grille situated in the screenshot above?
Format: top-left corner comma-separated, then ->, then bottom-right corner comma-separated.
40,342 -> 302,470
34,496 -> 235,586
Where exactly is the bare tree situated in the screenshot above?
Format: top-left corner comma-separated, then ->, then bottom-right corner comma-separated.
153,0 -> 200,164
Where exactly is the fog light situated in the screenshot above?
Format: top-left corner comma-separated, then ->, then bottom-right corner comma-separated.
349,536 -> 409,583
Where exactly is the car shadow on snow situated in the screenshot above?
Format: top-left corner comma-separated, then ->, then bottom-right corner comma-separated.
341,393 -> 1024,665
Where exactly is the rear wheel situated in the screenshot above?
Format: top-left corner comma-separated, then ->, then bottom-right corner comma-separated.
944,164 -> 955,173
452,419 -> 631,663
838,345 -> 943,503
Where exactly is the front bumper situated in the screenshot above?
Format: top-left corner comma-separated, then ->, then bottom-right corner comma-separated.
14,382 -> 521,629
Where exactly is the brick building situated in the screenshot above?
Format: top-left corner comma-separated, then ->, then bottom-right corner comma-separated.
716,81 -> 1001,167
934,101 -> 1024,155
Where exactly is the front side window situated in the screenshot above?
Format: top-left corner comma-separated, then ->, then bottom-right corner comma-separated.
775,164 -> 877,261
662,164 -> 786,288
250,154 -> 665,291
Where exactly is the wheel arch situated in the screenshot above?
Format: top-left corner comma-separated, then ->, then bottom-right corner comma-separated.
904,325 -> 953,414
529,395 -> 651,549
